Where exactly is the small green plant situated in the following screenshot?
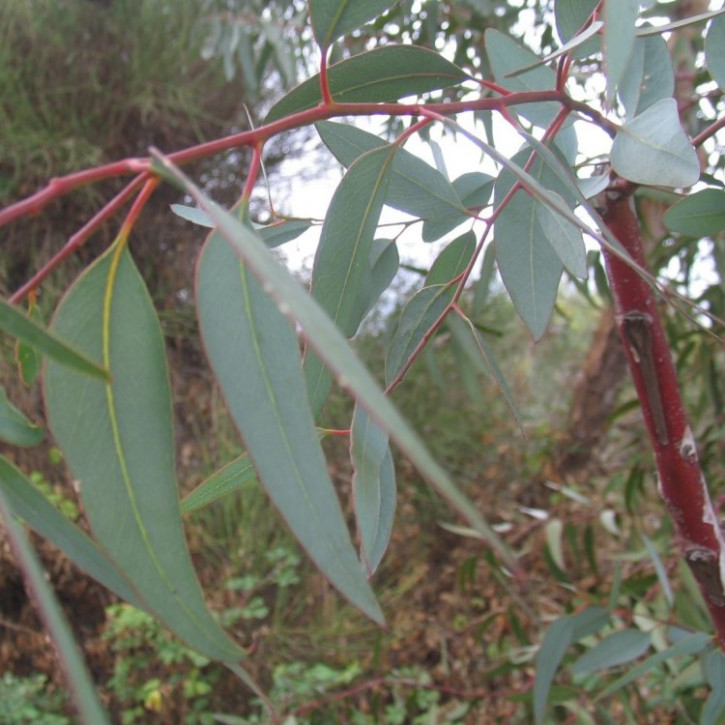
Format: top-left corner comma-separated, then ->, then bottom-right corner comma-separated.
0,672 -> 70,725
102,603 -> 221,725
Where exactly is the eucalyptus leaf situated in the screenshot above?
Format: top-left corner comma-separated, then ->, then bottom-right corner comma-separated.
309,0 -> 396,48
664,189 -> 725,237
0,384 -> 44,447
706,15 -> 725,91
611,99 -> 700,188
603,0 -> 639,103
572,630 -> 652,675
618,35 -> 674,120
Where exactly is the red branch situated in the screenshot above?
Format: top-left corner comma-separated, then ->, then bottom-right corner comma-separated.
600,191 -> 725,648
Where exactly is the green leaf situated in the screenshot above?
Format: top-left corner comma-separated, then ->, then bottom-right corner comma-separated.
0,384 -> 44,447
706,15 -> 725,90
494,150 -> 566,340
180,455 -> 258,515
534,615 -> 574,725
305,146 -> 396,417
309,0 -> 396,49
154,153 -> 518,572
596,630 -> 712,700
641,534 -> 674,607
171,204 -> 311,248
422,172 -> 493,242
265,45 -> 468,123
197,234 -> 383,624
701,650 -> 725,725
445,313 -> 525,432
485,29 -> 560,128
572,630 -> 652,675
351,405 -> 396,575
386,285 -> 451,385
426,231 -> 476,286
15,303 -> 44,386
611,98 -> 700,188
0,455 -> 144,609
354,238 -> 400,323
44,243 -> 244,662
536,192 -> 588,278
664,189 -> 725,237
316,121 -> 465,219
0,486 -> 110,725
555,0 -> 599,48
0,298 -> 110,382
603,0 -> 639,103
618,35 -> 674,120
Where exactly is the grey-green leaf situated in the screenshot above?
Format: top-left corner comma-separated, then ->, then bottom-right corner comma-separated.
664,188 -> 725,237
197,234 -> 383,624
706,15 -> 725,91
611,98 -> 700,188
0,298 -> 109,382
555,0 -> 600,58
603,0 -> 639,103
572,630 -> 652,675
266,45 -> 468,123
426,231 -> 476,286
536,193 -> 587,279
316,121 -> 464,219
386,285 -> 452,385
305,145 -> 396,417
0,455 -> 144,609
618,35 -> 674,120
351,406 -> 396,575
44,244 -> 244,662
309,0 -> 396,49
180,455 -> 258,515
534,615 -> 574,725
0,384 -> 44,447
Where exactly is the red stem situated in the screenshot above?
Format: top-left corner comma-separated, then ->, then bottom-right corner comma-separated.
600,190 -> 725,648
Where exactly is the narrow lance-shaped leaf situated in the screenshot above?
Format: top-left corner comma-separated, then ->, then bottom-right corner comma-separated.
664,189 -> 725,237
16,301 -> 44,386
351,405 -> 396,576
0,384 -> 44,447
1,298 -> 109,382
305,145 -> 396,418
180,454 -> 258,515
534,615 -> 574,725
0,487 -> 110,725
603,0 -> 639,103
425,231 -> 476,286
153,153 -> 518,572
0,455 -> 144,609
265,45 -> 468,123
197,234 -> 383,624
572,629 -> 652,675
44,242 -> 244,662
309,0 -> 396,49
706,15 -> 725,91
316,121 -> 465,220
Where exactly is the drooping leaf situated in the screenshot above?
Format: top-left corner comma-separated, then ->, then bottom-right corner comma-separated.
572,630 -> 652,675
0,487 -> 110,725
316,121 -> 464,219
44,243 -> 244,661
422,172 -> 494,242
701,650 -> 725,725
603,0 -> 639,103
351,405 -> 396,575
180,454 -> 258,515
15,301 -> 44,386
305,146 -> 396,417
618,34 -> 674,120
485,29 -> 561,128
596,630 -> 711,700
386,285 -> 452,385
0,298 -> 109,382
265,45 -> 468,123
0,455 -> 144,609
494,150 -> 567,340
171,204 -> 311,248
641,534 -> 674,607
426,231 -> 476,286
445,313 -> 525,433
663,188 -> 725,237
611,98 -> 700,188
536,192 -> 588,278
309,0 -> 396,49
0,384 -> 43,446
706,15 -> 725,91
354,238 -> 400,323
154,153 -> 518,571
197,234 -> 383,624
555,0 -> 599,53
534,615 -> 574,725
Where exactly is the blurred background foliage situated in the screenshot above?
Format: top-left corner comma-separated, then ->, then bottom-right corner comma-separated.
1,0 -> 725,722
